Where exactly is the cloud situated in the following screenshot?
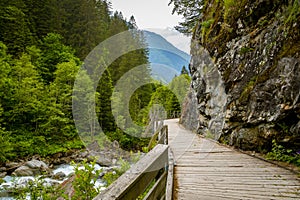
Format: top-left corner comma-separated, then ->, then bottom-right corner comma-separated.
110,0 -> 183,29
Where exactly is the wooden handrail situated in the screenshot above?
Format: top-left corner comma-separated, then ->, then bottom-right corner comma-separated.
166,148 -> 174,200
148,125 -> 168,151
93,125 -> 174,200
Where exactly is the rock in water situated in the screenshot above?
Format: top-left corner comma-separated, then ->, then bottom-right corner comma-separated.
12,166 -> 34,176
25,159 -> 49,170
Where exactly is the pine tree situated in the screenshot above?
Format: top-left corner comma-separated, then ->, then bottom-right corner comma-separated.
181,65 -> 189,75
168,0 -> 204,35
0,1 -> 32,56
38,33 -> 78,83
169,74 -> 191,105
96,69 -> 115,132
43,60 -> 80,141
63,0 -> 111,59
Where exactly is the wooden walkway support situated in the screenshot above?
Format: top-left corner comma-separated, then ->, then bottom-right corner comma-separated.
165,119 -> 300,200
93,125 -> 174,200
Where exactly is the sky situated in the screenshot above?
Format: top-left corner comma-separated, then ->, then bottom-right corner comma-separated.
110,0 -> 183,29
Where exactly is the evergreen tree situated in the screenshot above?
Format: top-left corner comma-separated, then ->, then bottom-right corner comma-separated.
168,0 -> 204,35
181,65 -> 189,75
0,104 -> 13,162
0,1 -> 32,56
96,70 -> 115,132
43,60 -> 80,142
63,0 -> 111,59
6,53 -> 48,156
0,0 -> 158,158
38,33 -> 78,83
148,85 -> 181,119
169,74 -> 191,105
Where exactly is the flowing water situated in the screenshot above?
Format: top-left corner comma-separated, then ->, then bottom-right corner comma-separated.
0,163 -> 107,199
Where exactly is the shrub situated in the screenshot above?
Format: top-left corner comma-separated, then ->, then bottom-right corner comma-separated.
266,140 -> 300,167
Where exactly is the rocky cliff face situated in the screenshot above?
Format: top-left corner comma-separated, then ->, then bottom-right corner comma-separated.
183,0 -> 300,151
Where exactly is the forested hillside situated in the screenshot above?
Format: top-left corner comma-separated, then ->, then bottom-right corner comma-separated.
0,0 -> 152,163
0,0 -> 190,163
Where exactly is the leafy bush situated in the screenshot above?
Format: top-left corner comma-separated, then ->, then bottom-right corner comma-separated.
12,160 -> 102,199
13,176 -> 65,200
266,140 -> 300,167
71,160 -> 102,200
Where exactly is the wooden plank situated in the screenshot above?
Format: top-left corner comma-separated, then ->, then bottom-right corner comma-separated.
93,144 -> 169,200
143,171 -> 167,200
176,187 -> 300,198
164,118 -> 300,200
166,149 -> 174,200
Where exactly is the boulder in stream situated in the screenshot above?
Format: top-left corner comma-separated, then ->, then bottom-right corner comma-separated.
12,166 -> 34,176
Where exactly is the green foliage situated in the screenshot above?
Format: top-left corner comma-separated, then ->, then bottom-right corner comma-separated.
168,0 -> 204,35
201,19 -> 214,29
223,0 -> 247,22
266,140 -> 300,167
12,160 -> 101,200
145,74 -> 190,122
0,0 -> 155,161
38,33 -> 78,83
285,0 -> 300,26
0,127 -> 13,163
96,70 -> 115,132
0,4 -> 32,56
169,74 -> 191,105
129,84 -> 155,126
13,176 -> 66,200
71,160 -> 102,200
105,129 -> 149,150
0,40 -> 81,160
240,47 -> 254,54
102,158 -> 131,186
148,85 -> 181,119
180,65 -> 189,75
142,146 -> 149,153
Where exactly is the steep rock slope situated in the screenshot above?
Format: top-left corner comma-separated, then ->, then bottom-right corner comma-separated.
183,0 -> 300,151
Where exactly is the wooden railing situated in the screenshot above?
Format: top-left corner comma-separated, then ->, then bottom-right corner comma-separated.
93,125 -> 174,200
147,125 -> 168,151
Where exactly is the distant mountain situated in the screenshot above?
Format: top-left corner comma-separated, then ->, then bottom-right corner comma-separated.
143,30 -> 191,83
145,28 -> 191,54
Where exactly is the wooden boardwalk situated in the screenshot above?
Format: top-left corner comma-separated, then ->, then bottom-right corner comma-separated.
165,119 -> 300,200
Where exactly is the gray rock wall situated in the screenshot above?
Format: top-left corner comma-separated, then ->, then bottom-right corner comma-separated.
181,0 -> 300,151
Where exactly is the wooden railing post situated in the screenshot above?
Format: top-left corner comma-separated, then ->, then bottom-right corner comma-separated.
166,149 -> 174,200
93,145 -> 169,200
94,125 -> 173,200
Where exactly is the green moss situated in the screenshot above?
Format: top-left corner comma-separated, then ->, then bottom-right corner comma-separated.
279,40 -> 300,58
223,0 -> 247,23
285,0 -> 300,26
240,46 -> 254,54
258,17 -> 269,27
256,64 -> 277,84
239,78 -> 257,103
201,19 -> 215,29
201,19 -> 215,40
200,0 -> 223,44
223,67 -> 232,82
